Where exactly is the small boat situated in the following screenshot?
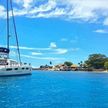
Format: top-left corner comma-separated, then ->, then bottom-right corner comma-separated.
0,0 -> 32,76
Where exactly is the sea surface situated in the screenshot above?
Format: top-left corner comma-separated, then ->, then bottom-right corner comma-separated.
0,71 -> 108,108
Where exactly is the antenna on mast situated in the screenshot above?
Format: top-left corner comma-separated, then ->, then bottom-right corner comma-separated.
6,0 -> 10,58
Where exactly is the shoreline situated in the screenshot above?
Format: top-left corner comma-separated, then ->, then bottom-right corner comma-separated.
32,69 -> 108,73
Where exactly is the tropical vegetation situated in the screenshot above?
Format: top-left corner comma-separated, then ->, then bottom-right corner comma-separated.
64,61 -> 73,67
104,61 -> 108,71
85,54 -> 108,69
37,53 -> 108,71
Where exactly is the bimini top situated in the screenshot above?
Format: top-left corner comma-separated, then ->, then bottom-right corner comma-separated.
0,47 -> 10,54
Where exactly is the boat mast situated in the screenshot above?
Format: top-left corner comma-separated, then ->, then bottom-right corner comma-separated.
6,0 -> 10,58
10,0 -> 22,65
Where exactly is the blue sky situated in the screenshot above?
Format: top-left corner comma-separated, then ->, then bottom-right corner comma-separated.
0,0 -> 108,67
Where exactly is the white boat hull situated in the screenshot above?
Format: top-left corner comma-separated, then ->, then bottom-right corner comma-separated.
0,71 -> 31,77
0,66 -> 32,77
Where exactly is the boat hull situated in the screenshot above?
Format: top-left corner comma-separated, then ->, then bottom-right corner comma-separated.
0,71 -> 31,77
0,67 -> 32,77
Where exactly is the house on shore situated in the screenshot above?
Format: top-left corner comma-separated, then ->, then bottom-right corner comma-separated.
54,64 -> 78,71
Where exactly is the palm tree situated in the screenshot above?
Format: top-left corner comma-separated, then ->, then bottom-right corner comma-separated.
50,61 -> 52,65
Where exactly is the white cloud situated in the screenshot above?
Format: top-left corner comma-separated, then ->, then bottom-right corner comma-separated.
94,29 -> 108,33
13,0 -> 57,18
10,45 -> 50,51
49,42 -> 57,49
0,5 -> 6,18
61,37 -> 78,43
1,0 -> 108,25
31,52 -> 43,55
0,44 -> 71,55
21,54 -> 64,60
1,44 -> 70,55
23,0 -> 34,8
55,48 -> 68,54
13,0 -> 34,9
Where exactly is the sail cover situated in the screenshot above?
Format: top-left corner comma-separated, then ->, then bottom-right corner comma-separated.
0,47 -> 10,54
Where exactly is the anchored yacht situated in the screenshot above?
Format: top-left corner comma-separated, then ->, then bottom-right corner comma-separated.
0,0 -> 32,76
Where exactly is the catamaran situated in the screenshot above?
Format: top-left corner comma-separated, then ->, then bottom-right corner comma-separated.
0,0 -> 32,76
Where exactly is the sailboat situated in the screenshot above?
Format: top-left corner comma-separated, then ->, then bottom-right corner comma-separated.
0,0 -> 32,76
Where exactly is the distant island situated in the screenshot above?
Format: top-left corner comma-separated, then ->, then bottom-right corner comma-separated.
33,53 -> 108,72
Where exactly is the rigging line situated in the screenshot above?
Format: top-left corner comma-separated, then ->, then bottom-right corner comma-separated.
10,0 -> 22,65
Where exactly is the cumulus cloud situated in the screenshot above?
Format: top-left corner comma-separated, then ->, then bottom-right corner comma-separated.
13,0 -> 34,9
1,0 -> 108,25
49,42 -> 57,49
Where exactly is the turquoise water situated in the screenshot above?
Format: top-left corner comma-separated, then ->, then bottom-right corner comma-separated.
0,71 -> 108,108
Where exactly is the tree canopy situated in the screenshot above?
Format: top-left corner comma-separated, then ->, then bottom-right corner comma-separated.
104,61 -> 108,70
85,54 -> 108,69
64,61 -> 73,66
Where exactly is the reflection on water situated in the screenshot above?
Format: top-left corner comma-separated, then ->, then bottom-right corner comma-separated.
0,71 -> 108,108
